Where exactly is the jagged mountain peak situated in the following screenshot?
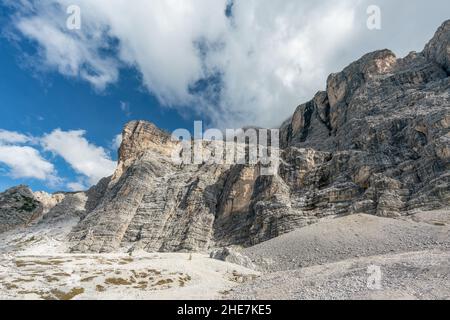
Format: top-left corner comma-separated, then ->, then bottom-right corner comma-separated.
119,120 -> 173,161
423,19 -> 450,74
112,120 -> 177,183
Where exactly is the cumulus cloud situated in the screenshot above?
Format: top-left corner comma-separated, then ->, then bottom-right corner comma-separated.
8,0 -> 450,127
0,144 -> 57,181
66,181 -> 87,192
0,128 -> 117,190
0,129 -> 32,144
14,1 -> 119,90
0,129 -> 56,182
41,129 -> 117,185
203,0 -> 356,127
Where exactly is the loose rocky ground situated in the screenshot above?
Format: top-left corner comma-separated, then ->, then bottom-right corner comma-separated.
0,253 -> 258,300
242,212 -> 450,272
1,209 -> 448,300
0,219 -> 258,300
230,250 -> 450,300
225,209 -> 450,300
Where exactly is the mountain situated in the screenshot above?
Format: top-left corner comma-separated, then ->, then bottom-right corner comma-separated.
1,21 -> 449,255
0,185 -> 44,233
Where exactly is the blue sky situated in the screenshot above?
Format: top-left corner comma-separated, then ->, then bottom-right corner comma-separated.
1,0 -> 449,193
0,41 -> 192,191
0,3 -> 194,193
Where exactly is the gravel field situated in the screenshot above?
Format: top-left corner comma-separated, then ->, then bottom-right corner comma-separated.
227,210 -> 450,300
0,217 -> 259,300
230,250 -> 450,300
0,252 -> 258,300
243,213 -> 450,272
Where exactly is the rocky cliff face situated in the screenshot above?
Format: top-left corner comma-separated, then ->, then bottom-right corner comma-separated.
68,121 -> 230,253
0,185 -> 87,233
0,186 -> 44,233
1,21 -> 449,254
279,21 -> 450,219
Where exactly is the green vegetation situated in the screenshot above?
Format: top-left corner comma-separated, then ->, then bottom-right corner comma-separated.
18,196 -> 38,212
51,287 -> 85,300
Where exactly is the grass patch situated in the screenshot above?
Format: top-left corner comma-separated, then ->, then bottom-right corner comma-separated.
44,276 -> 60,283
96,285 -> 106,292
131,271 -> 149,279
12,278 -> 34,283
14,260 -> 29,268
17,290 -> 54,300
18,197 -> 38,212
3,283 -> 19,290
178,274 -> 192,287
53,272 -> 71,277
229,271 -> 258,283
154,279 -> 173,286
14,259 -> 65,267
105,277 -> 133,286
148,269 -> 162,276
119,257 -> 134,265
80,276 -> 97,283
133,282 -> 148,290
51,287 -> 85,300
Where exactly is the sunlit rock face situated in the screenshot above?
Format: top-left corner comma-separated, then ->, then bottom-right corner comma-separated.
2,21 -> 449,253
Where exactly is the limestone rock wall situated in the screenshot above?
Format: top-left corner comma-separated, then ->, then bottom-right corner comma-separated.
69,21 -> 450,252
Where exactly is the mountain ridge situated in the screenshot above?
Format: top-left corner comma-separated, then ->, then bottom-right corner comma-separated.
0,20 -> 449,254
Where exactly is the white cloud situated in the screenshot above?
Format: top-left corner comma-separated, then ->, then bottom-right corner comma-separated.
0,129 -> 57,183
15,4 -> 118,90
41,129 -> 117,185
0,129 -> 31,144
0,127 -> 118,190
0,144 -> 57,181
203,0 -> 357,127
9,0 -> 450,128
66,181 -> 87,192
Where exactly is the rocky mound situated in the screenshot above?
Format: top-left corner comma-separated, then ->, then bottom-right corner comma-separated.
0,186 -> 43,233
0,186 -> 86,233
242,213 -> 450,272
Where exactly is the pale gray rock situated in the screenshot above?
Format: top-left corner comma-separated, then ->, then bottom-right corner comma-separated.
40,192 -> 87,222
33,191 -> 65,214
68,121 -> 230,253
230,250 -> 450,300
210,247 -> 256,270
